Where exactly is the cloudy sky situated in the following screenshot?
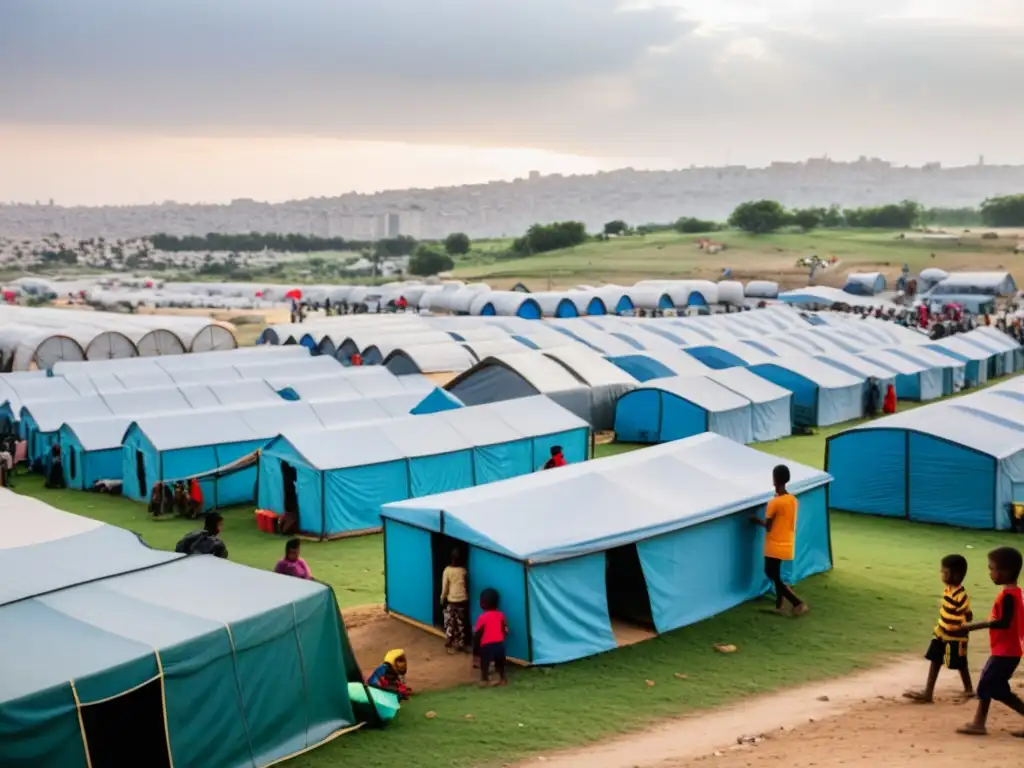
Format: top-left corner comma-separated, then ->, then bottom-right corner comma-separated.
1,0 -> 1021,205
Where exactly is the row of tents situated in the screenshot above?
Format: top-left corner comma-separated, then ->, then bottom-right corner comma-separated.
0,305 -> 237,371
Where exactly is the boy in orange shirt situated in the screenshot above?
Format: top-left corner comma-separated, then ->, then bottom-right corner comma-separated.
751,464 -> 808,616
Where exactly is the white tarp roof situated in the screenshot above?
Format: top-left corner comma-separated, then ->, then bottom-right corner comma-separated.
382,433 -> 831,562
705,367 -> 792,405
632,375 -> 750,413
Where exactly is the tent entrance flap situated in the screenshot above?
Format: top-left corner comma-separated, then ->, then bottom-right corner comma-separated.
605,544 -> 654,643
431,532 -> 465,628
79,677 -> 171,768
135,450 -> 147,497
282,461 -> 298,516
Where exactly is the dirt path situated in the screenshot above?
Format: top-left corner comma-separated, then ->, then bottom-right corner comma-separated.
343,604 -> 475,692
519,659 -> 1024,768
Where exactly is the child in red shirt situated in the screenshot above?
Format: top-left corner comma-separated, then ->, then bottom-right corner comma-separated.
958,546 -> 1024,736
473,588 -> 508,687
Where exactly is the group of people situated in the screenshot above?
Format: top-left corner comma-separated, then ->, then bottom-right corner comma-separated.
904,547 -> 1024,737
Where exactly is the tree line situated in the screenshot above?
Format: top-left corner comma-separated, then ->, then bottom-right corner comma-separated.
149,232 -> 420,256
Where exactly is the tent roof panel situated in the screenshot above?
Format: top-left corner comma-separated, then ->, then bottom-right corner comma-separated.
630,375 -> 750,412
705,366 -> 792,404
383,433 -> 831,561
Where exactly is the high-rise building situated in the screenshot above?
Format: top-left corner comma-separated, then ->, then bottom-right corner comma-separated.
386,213 -> 400,237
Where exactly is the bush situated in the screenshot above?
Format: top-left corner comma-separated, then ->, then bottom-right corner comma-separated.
790,208 -> 824,232
843,201 -> 921,229
603,220 -> 629,236
674,217 -> 720,234
512,221 -> 588,255
728,200 -> 788,234
444,232 -> 471,255
408,245 -> 454,276
981,195 -> 1024,227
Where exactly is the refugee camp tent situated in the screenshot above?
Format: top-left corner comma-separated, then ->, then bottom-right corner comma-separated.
958,331 -> 1016,376
930,271 -> 1017,297
843,272 -> 887,296
705,367 -> 792,442
446,352 -> 599,426
749,357 -> 864,427
257,397 -> 590,538
924,336 -> 995,386
381,433 -> 832,664
0,376 -> 81,429
973,327 -> 1024,370
543,346 -> 638,430
383,343 -> 478,375
20,396 -> 113,466
814,351 -> 896,408
121,410 -> 266,509
885,346 -> 966,395
679,340 -> 775,369
826,393 -> 1024,529
614,376 -> 754,444
473,292 -> 543,319
60,417 -> 134,489
0,493 -> 375,768
854,348 -> 944,401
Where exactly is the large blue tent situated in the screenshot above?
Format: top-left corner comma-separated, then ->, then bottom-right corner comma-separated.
381,433 -> 832,665
855,348 -> 945,401
257,397 -> 591,538
706,367 -> 792,442
826,390 -> 1024,529
0,494 -> 376,768
614,376 -> 754,444
748,357 -> 863,427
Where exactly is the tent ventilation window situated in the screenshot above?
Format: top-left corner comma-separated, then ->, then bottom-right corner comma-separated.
79,678 -> 171,768
605,544 -> 655,643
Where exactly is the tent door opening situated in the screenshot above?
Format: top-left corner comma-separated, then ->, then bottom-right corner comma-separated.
281,461 -> 299,516
431,532 -> 467,628
605,544 -> 655,645
135,450 -> 147,497
79,677 -> 171,768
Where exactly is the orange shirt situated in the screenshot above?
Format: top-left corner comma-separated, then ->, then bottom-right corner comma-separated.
764,493 -> 798,561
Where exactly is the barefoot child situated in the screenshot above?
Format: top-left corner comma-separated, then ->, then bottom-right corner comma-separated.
750,464 -> 808,616
473,588 -> 508,686
904,554 -> 973,703
957,547 -> 1024,736
440,548 -> 469,653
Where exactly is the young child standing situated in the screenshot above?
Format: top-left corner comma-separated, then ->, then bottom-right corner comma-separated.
473,588 -> 509,687
958,547 -> 1024,736
750,464 -> 808,616
904,554 -> 973,703
440,548 -> 469,654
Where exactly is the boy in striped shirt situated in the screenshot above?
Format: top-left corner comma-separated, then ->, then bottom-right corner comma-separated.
904,554 -> 974,703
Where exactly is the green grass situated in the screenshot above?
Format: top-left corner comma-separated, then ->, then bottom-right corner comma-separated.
452,228 -> 1017,287
16,379 -> 1022,768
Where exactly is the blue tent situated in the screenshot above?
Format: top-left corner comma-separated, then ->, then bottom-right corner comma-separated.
60,417 -> 133,490
959,331 -> 1016,376
706,367 -> 792,442
20,395 -> 113,468
924,337 -> 994,386
827,393 -> 1024,530
748,358 -> 864,427
680,341 -> 775,370
855,348 -> 946,400
121,410 -> 267,509
257,397 -> 591,538
885,346 -> 965,395
614,376 -> 754,444
814,352 -> 896,408
381,433 -> 832,665
973,327 -> 1024,371
0,496 -> 376,768
843,272 -> 887,296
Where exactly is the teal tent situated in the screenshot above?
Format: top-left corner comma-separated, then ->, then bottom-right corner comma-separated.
0,494 -> 379,767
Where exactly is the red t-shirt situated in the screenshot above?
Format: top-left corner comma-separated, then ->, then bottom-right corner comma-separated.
475,610 -> 507,646
989,585 -> 1024,657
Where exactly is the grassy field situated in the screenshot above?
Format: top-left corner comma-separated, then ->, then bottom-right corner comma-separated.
16,379 -> 1021,768
453,228 -> 1023,291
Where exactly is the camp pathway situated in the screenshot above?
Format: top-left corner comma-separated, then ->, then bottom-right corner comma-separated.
517,658 -> 1024,768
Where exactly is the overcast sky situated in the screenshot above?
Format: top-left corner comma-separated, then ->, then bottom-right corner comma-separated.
1,0 -> 1022,205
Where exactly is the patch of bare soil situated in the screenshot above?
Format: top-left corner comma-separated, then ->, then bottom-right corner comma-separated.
521,659 -> 1024,768
343,604 -> 478,693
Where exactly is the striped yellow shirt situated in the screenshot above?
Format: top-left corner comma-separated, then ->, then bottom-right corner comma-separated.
934,584 -> 971,641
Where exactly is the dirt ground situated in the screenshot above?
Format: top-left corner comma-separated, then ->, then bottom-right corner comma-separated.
343,604 -> 478,692
522,659 -> 1024,768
